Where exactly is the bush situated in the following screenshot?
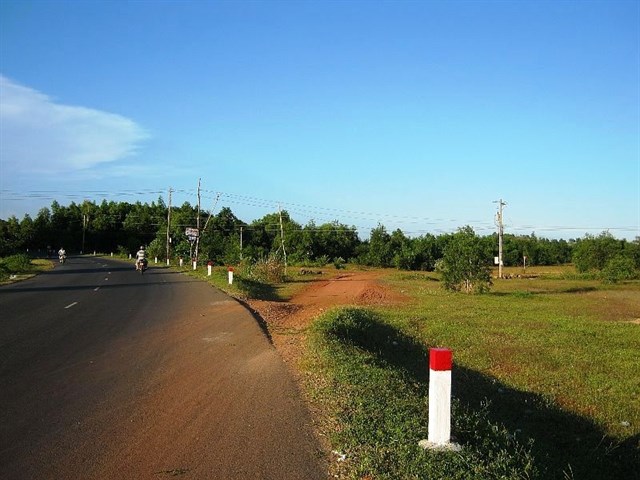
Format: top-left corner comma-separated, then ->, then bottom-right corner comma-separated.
601,255 -> 638,284
441,226 -> 492,294
244,255 -> 285,283
0,254 -> 33,280
2,254 -> 33,272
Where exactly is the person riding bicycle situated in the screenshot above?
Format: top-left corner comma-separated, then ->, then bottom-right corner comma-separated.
58,247 -> 66,263
135,246 -> 147,271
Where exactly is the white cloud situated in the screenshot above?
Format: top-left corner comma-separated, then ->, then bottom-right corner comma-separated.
0,75 -> 149,174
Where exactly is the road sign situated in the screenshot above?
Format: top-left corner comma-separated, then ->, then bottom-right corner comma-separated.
185,227 -> 199,238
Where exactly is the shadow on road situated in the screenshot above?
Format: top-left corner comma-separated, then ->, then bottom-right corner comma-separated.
0,271 -> 200,294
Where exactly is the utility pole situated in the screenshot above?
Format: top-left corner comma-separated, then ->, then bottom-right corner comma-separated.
166,187 -> 172,265
82,213 -> 87,254
81,200 -> 89,254
494,199 -> 507,279
194,178 -> 201,264
240,226 -> 243,260
278,205 -> 287,275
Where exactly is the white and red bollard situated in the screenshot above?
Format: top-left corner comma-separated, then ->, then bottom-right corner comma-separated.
228,266 -> 234,285
192,259 -> 197,270
207,261 -> 213,276
419,347 -> 461,451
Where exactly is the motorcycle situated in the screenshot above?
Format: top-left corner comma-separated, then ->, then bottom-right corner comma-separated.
136,258 -> 148,274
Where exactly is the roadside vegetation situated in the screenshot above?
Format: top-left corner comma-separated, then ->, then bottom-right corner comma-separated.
179,255 -> 639,479
2,199 -> 638,282
304,268 -> 639,479
0,254 -> 52,283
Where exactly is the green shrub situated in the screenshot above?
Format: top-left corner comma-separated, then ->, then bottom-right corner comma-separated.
601,255 -> 638,284
244,255 -> 285,283
1,254 -> 33,272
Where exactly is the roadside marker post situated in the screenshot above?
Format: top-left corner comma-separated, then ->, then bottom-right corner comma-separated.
193,260 -> 197,270
179,257 -> 184,267
419,348 -> 461,452
207,261 -> 212,276
155,257 -> 158,264
228,267 -> 234,285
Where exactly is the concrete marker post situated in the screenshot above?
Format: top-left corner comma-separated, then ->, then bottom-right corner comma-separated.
179,257 -> 183,267
419,348 -> 461,452
155,256 -> 158,264
207,261 -> 212,276
192,260 -> 197,270
228,267 -> 234,285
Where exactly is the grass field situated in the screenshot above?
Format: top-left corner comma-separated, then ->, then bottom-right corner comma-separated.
0,255 -> 53,283
304,266 -> 639,479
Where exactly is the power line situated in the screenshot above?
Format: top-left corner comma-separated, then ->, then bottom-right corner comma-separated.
1,188 -> 637,238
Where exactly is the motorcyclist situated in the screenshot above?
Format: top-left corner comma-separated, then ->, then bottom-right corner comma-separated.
135,246 -> 147,271
58,247 -> 66,263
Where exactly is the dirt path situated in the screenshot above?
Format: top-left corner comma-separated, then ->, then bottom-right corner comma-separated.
246,269 -> 407,369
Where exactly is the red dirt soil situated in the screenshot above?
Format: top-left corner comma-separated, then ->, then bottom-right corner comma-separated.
246,270 -> 408,367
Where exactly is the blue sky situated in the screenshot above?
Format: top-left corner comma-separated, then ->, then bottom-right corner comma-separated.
1,0 -> 638,240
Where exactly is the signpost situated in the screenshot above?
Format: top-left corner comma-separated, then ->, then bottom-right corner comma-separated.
185,227 -> 199,242
185,228 -> 199,265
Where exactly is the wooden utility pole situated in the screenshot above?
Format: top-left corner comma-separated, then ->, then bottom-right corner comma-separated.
494,199 -> 507,279
240,226 -> 243,260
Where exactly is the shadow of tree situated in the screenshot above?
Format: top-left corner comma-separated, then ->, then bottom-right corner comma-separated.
327,311 -> 639,480
234,277 -> 281,302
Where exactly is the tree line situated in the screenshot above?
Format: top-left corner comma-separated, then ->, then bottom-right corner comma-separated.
1,199 -> 638,276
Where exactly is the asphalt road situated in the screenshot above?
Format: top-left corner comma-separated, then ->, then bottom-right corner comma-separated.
0,256 -> 327,479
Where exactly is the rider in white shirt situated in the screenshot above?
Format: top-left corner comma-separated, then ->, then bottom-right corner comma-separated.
135,246 -> 147,270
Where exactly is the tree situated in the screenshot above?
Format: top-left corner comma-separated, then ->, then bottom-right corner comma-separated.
601,255 -> 638,284
365,224 -> 393,267
441,226 -> 492,294
573,232 -> 624,273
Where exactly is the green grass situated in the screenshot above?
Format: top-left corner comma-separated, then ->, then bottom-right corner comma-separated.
303,269 -> 639,479
306,308 -> 538,479
0,255 -> 53,283
179,263 -> 338,302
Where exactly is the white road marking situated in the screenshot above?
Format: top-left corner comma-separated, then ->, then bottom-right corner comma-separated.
94,287 -> 100,291
64,302 -> 78,309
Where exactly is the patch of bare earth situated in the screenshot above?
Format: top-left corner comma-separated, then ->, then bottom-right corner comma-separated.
246,270 -> 408,371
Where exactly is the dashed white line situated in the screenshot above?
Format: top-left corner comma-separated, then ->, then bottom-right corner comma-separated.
64,302 -> 78,309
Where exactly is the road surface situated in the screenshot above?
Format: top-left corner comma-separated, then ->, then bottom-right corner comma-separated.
0,256 -> 327,479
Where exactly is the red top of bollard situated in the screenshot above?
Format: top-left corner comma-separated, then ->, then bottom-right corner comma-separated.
228,266 -> 234,272
207,261 -> 213,266
430,348 -> 452,371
